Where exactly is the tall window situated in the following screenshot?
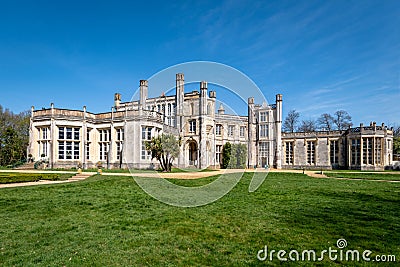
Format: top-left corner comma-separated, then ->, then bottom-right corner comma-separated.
39,127 -> 50,158
240,126 -> 246,137
116,128 -> 124,160
228,125 -> 234,137
58,127 -> 80,160
375,138 -> 382,165
259,142 -> 269,166
98,129 -> 110,161
86,143 -> 90,160
42,128 -> 48,139
171,103 -> 176,127
260,112 -> 267,122
330,140 -> 339,164
189,120 -> 196,133
260,125 -> 268,137
216,124 -> 222,135
307,141 -> 315,164
141,126 -> 152,160
363,137 -> 373,165
86,129 -> 91,160
351,139 -> 361,165
41,142 -> 48,157
285,142 -> 294,164
216,145 -> 222,164
167,103 -> 172,125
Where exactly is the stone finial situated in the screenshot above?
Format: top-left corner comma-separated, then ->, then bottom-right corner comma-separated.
176,73 -> 184,81
248,97 -> 254,104
218,104 -> 225,115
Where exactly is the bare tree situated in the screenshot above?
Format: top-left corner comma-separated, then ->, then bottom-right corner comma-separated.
298,119 -> 317,132
334,110 -> 352,131
317,113 -> 334,131
283,110 -> 300,133
392,125 -> 400,137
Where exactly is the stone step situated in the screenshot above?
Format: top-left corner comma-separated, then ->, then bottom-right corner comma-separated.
14,162 -> 35,170
68,173 -> 92,182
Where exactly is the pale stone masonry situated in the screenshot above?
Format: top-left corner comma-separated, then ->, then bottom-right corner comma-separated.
281,122 -> 393,170
28,73 -> 393,170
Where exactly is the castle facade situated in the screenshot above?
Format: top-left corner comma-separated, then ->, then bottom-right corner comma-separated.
28,73 -> 393,170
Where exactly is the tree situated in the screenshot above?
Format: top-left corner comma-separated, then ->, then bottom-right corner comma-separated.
228,143 -> 247,168
145,134 -> 179,172
394,137 -> 400,155
0,105 -> 30,166
334,110 -> 352,131
298,119 -> 317,132
283,110 -> 299,133
221,142 -> 231,169
317,113 -> 334,131
392,125 -> 400,156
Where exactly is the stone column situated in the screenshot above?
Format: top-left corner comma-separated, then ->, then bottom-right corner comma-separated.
248,97 -> 255,168
275,94 -> 282,169
139,80 -> 148,111
199,81 -> 208,168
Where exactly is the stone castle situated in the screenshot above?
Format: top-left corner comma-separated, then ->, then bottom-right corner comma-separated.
28,73 -> 394,170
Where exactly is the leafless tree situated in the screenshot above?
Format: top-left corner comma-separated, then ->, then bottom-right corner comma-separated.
317,113 -> 334,131
283,110 -> 300,133
298,119 -> 317,132
334,110 -> 352,131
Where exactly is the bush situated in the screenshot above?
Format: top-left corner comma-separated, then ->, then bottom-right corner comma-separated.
221,142 -> 231,169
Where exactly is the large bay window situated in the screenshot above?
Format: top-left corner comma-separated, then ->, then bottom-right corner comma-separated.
58,127 -> 80,160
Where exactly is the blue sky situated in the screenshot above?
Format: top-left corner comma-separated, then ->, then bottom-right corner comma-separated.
0,0 -> 399,125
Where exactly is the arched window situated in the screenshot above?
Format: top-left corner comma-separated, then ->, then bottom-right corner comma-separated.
207,103 -> 212,115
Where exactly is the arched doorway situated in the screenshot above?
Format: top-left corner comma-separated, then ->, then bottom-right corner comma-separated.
188,141 -> 198,166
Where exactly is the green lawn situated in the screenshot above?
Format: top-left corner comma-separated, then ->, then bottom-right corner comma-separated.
0,173 -> 73,184
325,172 -> 400,181
0,173 -> 399,266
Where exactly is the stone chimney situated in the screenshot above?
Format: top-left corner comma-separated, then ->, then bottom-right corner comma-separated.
114,93 -> 121,108
140,80 -> 148,109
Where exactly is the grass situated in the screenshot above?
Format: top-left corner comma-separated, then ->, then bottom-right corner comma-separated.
40,167 -> 217,173
0,172 -> 399,266
325,172 -> 400,181
0,173 -> 73,184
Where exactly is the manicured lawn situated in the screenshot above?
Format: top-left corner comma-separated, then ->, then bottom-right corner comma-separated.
325,172 -> 400,181
42,167 -> 216,173
0,173 -> 73,184
0,173 -> 399,266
